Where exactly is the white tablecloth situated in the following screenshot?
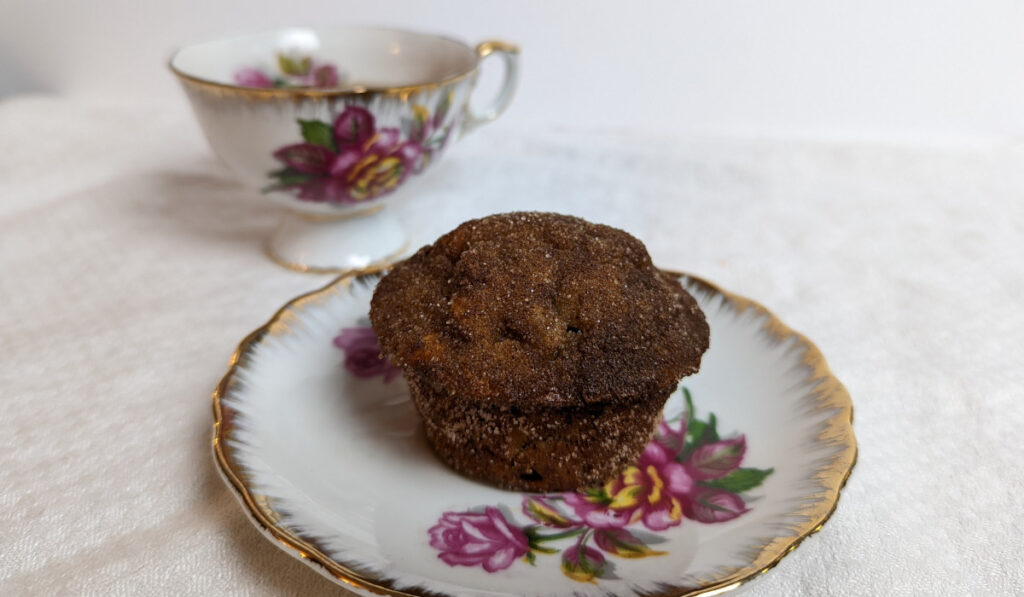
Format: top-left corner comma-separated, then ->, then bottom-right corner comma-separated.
1,95 -> 1021,595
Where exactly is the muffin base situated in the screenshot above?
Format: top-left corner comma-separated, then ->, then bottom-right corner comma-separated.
407,377 -> 672,492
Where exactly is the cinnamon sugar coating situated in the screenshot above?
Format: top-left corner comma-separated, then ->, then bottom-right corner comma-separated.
370,212 -> 709,490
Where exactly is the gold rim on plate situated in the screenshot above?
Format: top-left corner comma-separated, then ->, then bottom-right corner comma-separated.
211,271 -> 857,596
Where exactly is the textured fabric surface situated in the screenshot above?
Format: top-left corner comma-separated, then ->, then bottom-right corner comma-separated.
1,95 -> 1021,595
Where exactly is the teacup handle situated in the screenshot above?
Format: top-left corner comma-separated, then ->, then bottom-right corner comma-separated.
462,40 -> 520,135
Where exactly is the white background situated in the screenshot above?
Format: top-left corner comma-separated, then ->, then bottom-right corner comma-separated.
3,0 -> 1024,143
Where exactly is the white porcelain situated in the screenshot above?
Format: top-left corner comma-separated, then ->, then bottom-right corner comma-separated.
170,28 -> 519,273
213,272 -> 857,596
267,207 -> 407,273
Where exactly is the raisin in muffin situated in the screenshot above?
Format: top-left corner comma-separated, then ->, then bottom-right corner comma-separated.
370,212 -> 709,491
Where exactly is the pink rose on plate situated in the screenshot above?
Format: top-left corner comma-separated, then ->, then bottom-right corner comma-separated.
560,417 -> 754,532
565,439 -> 695,532
686,436 -> 746,480
424,390 -> 774,584
684,486 -> 749,523
332,327 -> 401,382
429,507 -> 530,572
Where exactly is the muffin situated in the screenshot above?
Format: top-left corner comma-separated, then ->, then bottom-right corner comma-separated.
370,212 -> 709,491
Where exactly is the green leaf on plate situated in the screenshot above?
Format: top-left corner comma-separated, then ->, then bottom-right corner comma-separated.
700,467 -> 774,493
593,528 -> 665,559
523,496 -> 574,528
581,486 -> 612,505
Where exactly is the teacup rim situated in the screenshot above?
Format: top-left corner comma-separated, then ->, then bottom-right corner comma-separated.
168,25 -> 481,98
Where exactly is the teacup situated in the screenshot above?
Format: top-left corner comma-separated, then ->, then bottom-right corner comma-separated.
170,27 -> 519,273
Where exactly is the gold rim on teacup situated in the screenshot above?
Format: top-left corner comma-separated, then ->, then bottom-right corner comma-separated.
168,27 -> 519,100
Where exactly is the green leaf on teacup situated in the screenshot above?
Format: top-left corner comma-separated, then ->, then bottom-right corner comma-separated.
274,169 -> 314,185
262,168 -> 314,193
277,53 -> 312,76
298,119 -> 337,151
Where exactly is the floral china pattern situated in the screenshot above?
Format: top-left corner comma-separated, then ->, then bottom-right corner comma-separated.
333,325 -> 774,585
265,98 -> 457,204
333,326 -> 401,382
234,52 -> 343,89
429,390 -> 773,584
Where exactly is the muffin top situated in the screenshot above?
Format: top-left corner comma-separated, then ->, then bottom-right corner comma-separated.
370,212 -> 709,407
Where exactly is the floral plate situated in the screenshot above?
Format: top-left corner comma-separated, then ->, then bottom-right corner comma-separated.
213,272 -> 856,596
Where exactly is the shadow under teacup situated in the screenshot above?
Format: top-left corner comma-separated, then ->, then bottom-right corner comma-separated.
170,27 -> 519,273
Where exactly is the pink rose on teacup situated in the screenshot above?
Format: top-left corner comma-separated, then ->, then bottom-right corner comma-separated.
269,107 -> 423,204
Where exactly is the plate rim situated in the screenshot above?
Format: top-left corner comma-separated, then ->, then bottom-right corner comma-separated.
211,270 -> 858,596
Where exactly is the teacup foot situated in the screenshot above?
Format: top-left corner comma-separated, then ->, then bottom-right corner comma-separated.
267,206 -> 408,274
